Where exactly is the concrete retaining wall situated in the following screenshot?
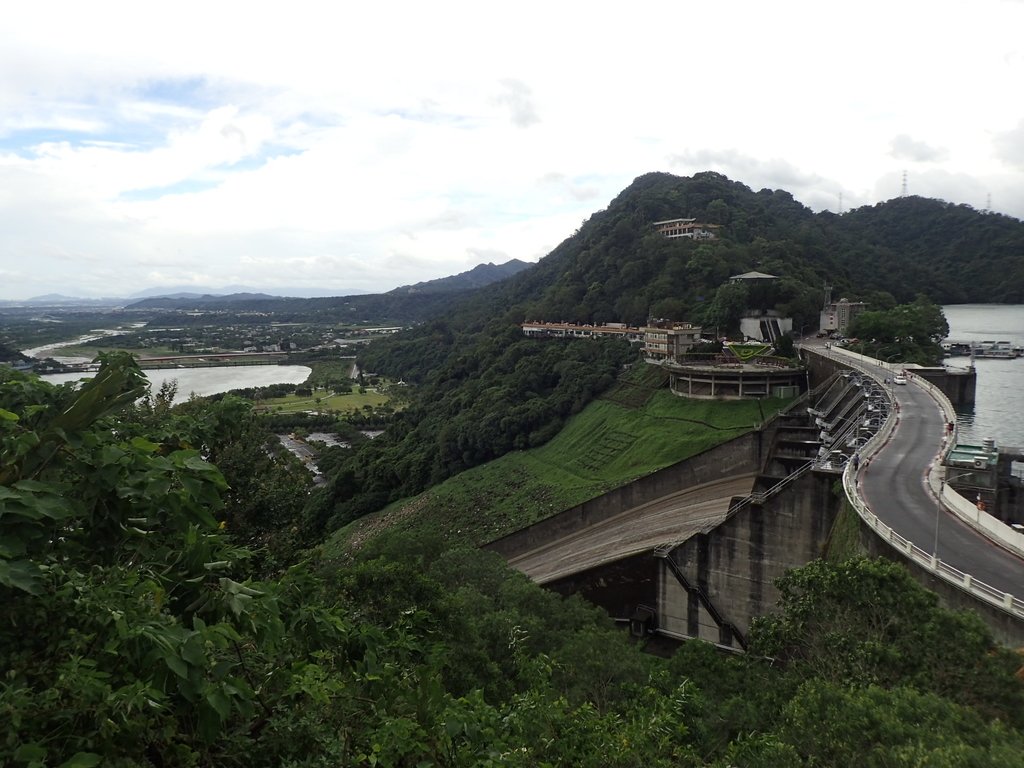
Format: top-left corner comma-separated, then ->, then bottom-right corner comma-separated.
665,470 -> 841,644
485,429 -> 768,559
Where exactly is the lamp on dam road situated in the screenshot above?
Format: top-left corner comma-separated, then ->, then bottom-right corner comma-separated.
935,468 -> 988,557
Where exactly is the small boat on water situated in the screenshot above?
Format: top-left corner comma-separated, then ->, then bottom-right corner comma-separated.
970,340 -> 1022,359
942,341 -> 973,356
942,339 -> 1023,358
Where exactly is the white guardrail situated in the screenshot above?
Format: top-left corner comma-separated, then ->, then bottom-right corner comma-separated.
824,348 -> 1024,619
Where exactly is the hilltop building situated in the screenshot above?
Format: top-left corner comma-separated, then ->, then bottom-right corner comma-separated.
521,321 -> 644,343
652,218 -> 720,240
729,270 -> 778,283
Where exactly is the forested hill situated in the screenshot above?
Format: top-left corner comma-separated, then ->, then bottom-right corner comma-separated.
501,171 -> 1024,322
832,195 -> 1024,303
390,258 -> 531,294
317,171 -> 1024,532
360,171 -> 1024,383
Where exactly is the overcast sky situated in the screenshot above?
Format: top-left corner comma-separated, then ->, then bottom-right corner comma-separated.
2,1 -> 1023,300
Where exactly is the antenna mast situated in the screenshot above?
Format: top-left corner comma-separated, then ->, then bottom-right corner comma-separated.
900,170 -> 908,197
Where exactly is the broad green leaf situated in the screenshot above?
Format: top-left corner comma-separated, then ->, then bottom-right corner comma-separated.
0,407 -> 18,422
184,454 -> 213,471
99,444 -> 127,465
0,558 -> 42,594
130,436 -> 161,452
206,687 -> 232,719
165,653 -> 189,679
13,479 -> 59,492
0,539 -> 27,558
14,743 -> 46,761
58,752 -> 102,768
181,635 -> 206,666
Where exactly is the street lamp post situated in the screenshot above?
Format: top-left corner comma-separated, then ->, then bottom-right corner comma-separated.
935,468 -> 987,558
881,352 -> 902,399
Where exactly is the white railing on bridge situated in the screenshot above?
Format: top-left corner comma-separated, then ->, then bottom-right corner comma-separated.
819,347 -> 1024,619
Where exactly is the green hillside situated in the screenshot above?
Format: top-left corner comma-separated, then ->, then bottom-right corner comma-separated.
329,367 -> 791,553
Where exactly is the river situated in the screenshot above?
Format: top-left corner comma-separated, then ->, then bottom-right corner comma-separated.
41,365 -> 312,404
943,304 -> 1024,449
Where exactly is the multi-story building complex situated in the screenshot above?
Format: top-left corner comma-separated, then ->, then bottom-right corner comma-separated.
521,321 -> 645,343
642,321 -> 703,363
652,218 -> 720,240
820,297 -> 867,334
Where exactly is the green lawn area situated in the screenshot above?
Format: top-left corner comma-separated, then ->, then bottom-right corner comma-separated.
331,385 -> 793,554
257,388 -> 390,414
305,358 -> 357,388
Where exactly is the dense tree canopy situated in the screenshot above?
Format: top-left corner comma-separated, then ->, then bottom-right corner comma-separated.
3,359 -> 1024,765
847,295 -> 950,364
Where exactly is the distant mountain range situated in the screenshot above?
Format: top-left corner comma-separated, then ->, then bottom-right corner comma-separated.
0,265 -> 531,309
123,260 -> 534,314
125,285 -> 371,300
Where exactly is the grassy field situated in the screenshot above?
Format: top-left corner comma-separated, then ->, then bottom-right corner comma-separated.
331,377 -> 793,554
257,388 -> 390,414
304,358 -> 357,388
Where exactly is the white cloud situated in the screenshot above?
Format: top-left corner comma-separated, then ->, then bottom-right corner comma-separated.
889,134 -> 949,163
993,119 -> 1024,170
0,0 -> 1023,299
495,79 -> 540,128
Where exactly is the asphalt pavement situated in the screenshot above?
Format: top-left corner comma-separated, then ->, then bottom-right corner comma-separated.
854,363 -> 1024,597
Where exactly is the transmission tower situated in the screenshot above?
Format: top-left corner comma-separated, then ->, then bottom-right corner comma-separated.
900,170 -> 908,197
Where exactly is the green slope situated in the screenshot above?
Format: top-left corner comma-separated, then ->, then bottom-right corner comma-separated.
329,370 -> 791,553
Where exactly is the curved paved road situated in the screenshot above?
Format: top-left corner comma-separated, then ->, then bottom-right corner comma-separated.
509,474 -> 756,584
854,363 -> 1024,597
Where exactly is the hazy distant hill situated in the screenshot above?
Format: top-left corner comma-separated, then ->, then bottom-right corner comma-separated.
8,294 -> 125,307
128,285 -> 371,299
126,259 -> 535,322
390,259 -> 531,294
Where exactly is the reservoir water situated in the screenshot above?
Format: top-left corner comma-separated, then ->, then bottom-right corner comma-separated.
943,304 -> 1024,448
42,365 -> 312,404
